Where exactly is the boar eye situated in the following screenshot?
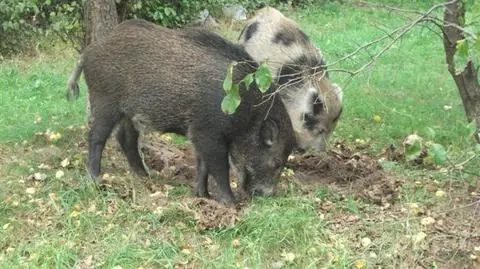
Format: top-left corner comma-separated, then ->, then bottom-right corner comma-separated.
303,113 -> 317,131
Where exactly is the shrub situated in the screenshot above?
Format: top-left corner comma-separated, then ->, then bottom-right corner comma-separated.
0,0 -> 326,56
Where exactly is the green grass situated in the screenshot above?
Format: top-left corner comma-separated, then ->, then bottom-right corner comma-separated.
0,51 -> 88,142
1,1 -> 479,268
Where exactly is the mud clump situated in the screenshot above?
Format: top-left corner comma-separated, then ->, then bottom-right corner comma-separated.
141,134 -> 196,182
190,198 -> 238,231
288,142 -> 403,205
288,142 -> 379,182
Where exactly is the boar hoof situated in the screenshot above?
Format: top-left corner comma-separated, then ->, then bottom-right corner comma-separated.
194,189 -> 210,198
132,169 -> 149,177
219,195 -> 236,207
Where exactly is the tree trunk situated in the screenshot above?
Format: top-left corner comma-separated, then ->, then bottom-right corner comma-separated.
85,0 -> 120,46
84,0 -> 127,125
443,0 -> 480,143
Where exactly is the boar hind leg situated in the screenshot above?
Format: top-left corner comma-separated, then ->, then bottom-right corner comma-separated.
194,156 -> 209,198
116,118 -> 148,176
193,138 -> 235,206
87,109 -> 121,178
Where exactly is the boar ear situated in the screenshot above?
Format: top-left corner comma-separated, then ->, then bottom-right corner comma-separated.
260,119 -> 279,147
332,83 -> 343,102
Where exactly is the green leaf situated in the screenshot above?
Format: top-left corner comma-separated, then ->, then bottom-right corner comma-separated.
404,134 -> 423,162
255,63 -> 272,93
223,61 -> 237,93
242,73 -> 254,91
428,143 -> 447,165
221,84 -> 241,115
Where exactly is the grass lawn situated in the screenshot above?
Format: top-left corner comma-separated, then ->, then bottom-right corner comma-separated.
0,1 -> 479,268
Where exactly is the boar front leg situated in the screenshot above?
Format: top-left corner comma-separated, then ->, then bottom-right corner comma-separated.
193,136 -> 235,206
194,156 -> 209,198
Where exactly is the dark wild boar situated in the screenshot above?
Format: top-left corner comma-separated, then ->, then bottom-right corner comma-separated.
238,7 -> 343,153
67,19 -> 295,205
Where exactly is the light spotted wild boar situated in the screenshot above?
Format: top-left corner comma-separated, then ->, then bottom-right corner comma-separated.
238,7 -> 343,152
67,19 -> 295,205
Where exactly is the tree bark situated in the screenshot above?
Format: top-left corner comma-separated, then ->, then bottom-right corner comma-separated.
443,0 -> 480,143
85,0 -> 120,46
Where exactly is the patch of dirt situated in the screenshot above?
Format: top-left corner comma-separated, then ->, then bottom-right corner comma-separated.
287,142 -> 403,205
141,134 -> 196,182
140,136 -> 402,206
188,198 -> 238,231
288,142 -> 380,182
423,181 -> 480,269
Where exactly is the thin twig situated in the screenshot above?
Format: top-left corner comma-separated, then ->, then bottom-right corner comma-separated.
346,1 -> 457,79
441,199 -> 480,214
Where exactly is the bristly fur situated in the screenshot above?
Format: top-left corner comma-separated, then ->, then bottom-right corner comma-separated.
66,19 -> 295,205
238,7 -> 343,152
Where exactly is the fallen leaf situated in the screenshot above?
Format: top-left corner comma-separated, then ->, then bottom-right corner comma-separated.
361,237 -> 372,247
48,132 -> 62,142
72,204 -> 81,211
421,217 -> 435,226
49,192 -> 57,200
60,158 -> 70,168
354,259 -> 367,269
282,252 -> 295,263
407,203 -> 424,216
70,204 -> 81,218
2,223 -> 10,230
232,238 -> 241,247
435,190 -> 446,198
34,115 -> 42,124
37,163 -> 51,169
412,232 -> 427,243
373,114 -> 381,123
25,187 -> 36,194
34,172 -> 47,181
87,204 -> 97,213
70,210 -> 81,218
56,170 -> 64,179
270,261 -> 284,269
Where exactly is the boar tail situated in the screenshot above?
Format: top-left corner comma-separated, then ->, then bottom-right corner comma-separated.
66,55 -> 84,101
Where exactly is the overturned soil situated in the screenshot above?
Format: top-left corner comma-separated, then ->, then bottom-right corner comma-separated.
287,142 -> 402,205
141,135 -> 401,212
